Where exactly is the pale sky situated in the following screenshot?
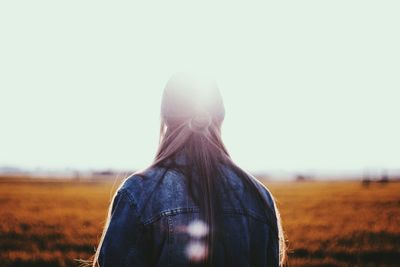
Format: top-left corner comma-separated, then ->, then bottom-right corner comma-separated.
0,1 -> 399,173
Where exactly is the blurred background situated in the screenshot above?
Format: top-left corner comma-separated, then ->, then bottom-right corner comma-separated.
0,1 -> 399,266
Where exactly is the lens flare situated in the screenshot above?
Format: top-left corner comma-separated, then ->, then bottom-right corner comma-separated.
186,241 -> 208,262
187,219 -> 209,238
184,219 -> 210,262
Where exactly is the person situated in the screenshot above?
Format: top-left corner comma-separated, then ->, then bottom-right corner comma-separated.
93,73 -> 286,267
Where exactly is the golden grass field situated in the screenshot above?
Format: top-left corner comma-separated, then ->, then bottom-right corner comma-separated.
0,176 -> 399,267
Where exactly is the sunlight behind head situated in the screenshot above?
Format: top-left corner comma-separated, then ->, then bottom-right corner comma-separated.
161,72 -> 225,127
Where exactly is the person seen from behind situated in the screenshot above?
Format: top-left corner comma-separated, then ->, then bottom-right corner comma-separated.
93,73 -> 287,267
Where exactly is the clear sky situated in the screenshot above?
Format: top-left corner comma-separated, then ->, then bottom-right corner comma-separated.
1,1 -> 399,173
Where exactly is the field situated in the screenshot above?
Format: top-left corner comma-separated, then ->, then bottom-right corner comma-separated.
0,176 -> 399,267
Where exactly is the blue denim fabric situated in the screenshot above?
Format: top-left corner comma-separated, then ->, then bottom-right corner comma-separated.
98,163 -> 279,267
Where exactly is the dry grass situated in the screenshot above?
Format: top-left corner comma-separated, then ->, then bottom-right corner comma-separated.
269,181 -> 400,266
0,177 -> 399,266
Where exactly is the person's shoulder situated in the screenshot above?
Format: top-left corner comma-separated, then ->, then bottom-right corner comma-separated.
119,165 -> 163,193
117,164 -> 183,205
246,172 -> 276,209
219,163 -> 276,210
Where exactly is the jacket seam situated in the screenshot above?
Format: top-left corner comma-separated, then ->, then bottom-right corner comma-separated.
142,207 -> 200,225
167,215 -> 173,267
142,206 -> 268,225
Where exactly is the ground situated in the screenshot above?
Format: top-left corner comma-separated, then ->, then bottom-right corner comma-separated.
0,176 -> 399,267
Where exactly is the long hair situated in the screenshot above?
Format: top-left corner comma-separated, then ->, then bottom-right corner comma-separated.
92,74 -> 287,266
151,115 -> 286,266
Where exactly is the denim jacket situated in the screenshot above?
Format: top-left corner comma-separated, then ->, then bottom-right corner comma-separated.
98,161 -> 279,267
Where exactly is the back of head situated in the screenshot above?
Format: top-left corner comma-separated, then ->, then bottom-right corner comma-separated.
155,72 -> 230,165
161,72 -> 225,131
